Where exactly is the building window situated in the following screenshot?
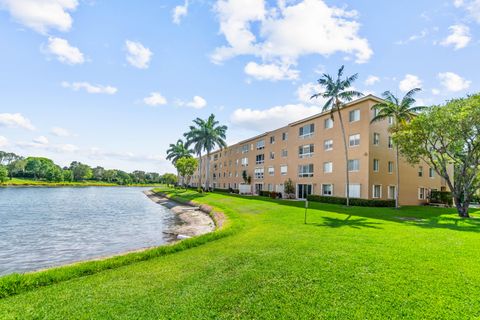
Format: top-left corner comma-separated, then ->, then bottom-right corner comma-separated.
347,184 -> 361,198
322,184 -> 333,196
299,144 -> 314,158
269,151 -> 275,160
268,184 -> 274,192
281,149 -> 288,157
349,109 -> 360,122
349,134 -> 360,147
255,154 -> 264,165
282,132 -> 288,141
373,185 -> 382,198
373,159 -> 379,172
254,168 -> 264,180
429,168 -> 435,178
241,157 -> 248,166
298,164 -> 314,178
270,136 -> 275,144
418,166 -> 423,177
324,139 -> 333,151
418,187 -> 426,200
241,144 -> 249,154
388,161 -> 394,173
256,140 -> 265,150
388,116 -> 394,125
348,159 -> 360,172
268,167 -> 275,176
280,165 -> 288,176
373,133 -> 380,145
388,186 -> 396,200
324,118 -> 333,129
388,136 -> 393,149
373,108 -> 380,118
323,162 -> 333,173
299,123 -> 315,138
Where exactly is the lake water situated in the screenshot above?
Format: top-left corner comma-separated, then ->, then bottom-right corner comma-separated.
0,187 -> 178,276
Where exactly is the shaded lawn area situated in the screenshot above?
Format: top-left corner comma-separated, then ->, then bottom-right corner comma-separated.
1,188 -> 480,319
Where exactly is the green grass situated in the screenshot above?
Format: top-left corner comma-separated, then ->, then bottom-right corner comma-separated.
1,188 -> 480,319
0,178 -> 162,187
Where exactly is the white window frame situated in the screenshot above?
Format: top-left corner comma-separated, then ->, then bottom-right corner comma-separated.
429,167 -> 435,178
322,184 -> 333,196
324,139 -> 333,151
324,118 -> 333,129
347,183 -> 361,198
298,164 -> 314,178
299,144 -> 314,158
268,166 -> 275,176
254,168 -> 264,180
349,109 -> 360,122
388,185 -> 396,200
323,162 -> 333,173
255,154 -> 265,165
373,132 -> 380,146
256,140 -> 265,150
299,123 -> 315,139
281,149 -> 288,157
372,185 -> 382,199
348,159 -> 360,172
418,187 -> 426,200
280,165 -> 288,176
349,134 -> 360,147
373,159 -> 379,172
388,161 -> 394,174
388,136 -> 393,149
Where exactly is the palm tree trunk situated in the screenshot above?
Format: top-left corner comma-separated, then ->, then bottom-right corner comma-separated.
205,151 -> 211,191
395,146 -> 400,209
198,152 -> 203,192
336,106 -> 350,206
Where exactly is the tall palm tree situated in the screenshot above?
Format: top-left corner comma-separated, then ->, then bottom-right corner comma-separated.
166,139 -> 193,165
184,114 -> 227,191
311,65 -> 363,206
371,88 -> 427,208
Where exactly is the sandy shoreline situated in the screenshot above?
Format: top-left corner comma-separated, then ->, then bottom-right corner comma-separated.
143,190 -> 215,240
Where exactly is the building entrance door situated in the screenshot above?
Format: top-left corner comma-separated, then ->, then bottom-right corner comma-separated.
297,184 -> 312,199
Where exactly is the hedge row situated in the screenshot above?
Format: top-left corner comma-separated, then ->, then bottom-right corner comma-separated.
307,195 -> 395,207
258,190 -> 283,199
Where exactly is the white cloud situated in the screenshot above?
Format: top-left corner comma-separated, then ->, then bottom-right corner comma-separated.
178,96 -> 207,109
45,36 -> 84,64
296,82 -> 325,105
88,147 -> 165,163
61,81 -> 118,94
0,113 -> 35,130
438,72 -> 471,92
51,126 -> 71,137
244,61 -> 299,81
173,1 -> 188,24
440,24 -> 471,49
125,40 -> 152,69
453,0 -> 480,23
399,74 -> 422,92
364,75 -> 380,86
0,136 -> 8,147
0,0 -> 78,34
33,135 -> 49,145
230,103 -> 322,132
395,29 -> 428,45
432,88 -> 441,95
143,92 -> 168,106
212,0 -> 372,79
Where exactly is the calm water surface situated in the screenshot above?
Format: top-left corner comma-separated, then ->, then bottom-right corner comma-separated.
0,187 -> 177,276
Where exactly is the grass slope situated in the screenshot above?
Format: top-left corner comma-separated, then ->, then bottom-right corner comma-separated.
1,188 -> 480,319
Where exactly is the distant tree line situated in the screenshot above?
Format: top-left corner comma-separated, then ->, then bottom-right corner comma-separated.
0,151 -> 176,185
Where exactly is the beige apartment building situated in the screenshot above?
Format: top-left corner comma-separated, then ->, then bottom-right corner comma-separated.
190,95 -> 448,206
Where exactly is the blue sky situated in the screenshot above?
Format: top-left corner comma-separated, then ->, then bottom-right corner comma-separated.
0,0 -> 478,173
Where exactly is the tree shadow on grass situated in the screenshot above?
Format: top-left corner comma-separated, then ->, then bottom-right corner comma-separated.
310,215 -> 382,230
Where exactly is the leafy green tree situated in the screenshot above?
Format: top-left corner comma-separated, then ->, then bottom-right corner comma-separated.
0,165 -> 8,183
371,88 -> 426,208
162,173 -> 178,186
62,169 -> 74,182
69,162 -> 93,181
184,114 -> 227,191
166,139 -> 193,165
175,157 -> 198,188
25,157 -> 56,180
7,159 -> 26,178
312,66 -> 363,206
284,179 -> 295,198
394,94 -> 480,217
46,165 -> 64,182
115,170 -> 132,185
92,166 -> 105,181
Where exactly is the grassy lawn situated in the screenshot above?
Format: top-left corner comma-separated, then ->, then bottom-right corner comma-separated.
0,178 -> 161,187
1,188 -> 480,319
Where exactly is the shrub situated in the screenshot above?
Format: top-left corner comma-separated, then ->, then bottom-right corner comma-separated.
307,195 -> 395,207
259,190 -> 282,199
429,190 -> 453,206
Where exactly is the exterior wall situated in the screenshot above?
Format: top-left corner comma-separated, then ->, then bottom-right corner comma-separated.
190,95 -> 449,205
